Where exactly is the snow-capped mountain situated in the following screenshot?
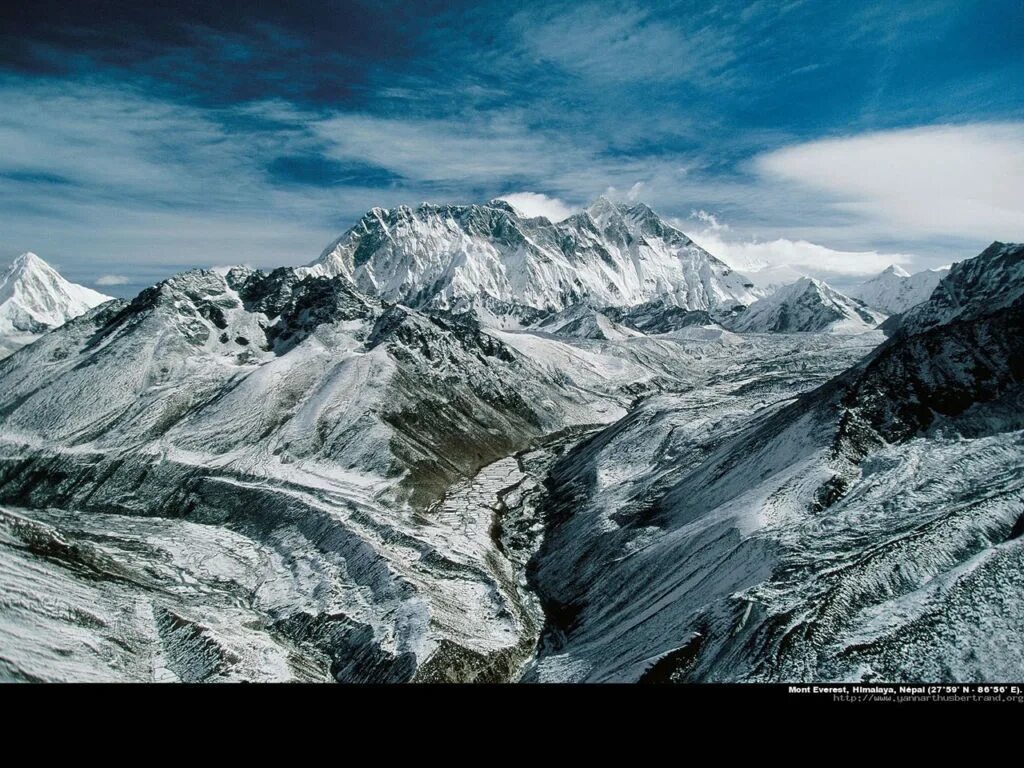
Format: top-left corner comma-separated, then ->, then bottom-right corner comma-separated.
0,263 -> 640,681
306,198 -> 762,322
0,252 -> 112,358
729,276 -> 886,333
848,263 -> 948,315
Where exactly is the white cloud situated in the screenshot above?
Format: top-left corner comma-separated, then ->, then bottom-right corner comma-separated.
754,123 -> 1024,243
690,209 -> 728,231
313,112 -> 588,186
95,274 -> 130,286
626,181 -> 645,202
679,211 -> 913,284
499,192 -> 576,221
600,181 -> 654,203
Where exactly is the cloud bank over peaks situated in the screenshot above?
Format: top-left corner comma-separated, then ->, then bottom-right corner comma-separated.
681,212 -> 916,285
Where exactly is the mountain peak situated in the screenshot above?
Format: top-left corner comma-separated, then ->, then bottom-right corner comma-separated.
625,200 -> 655,215
794,275 -> 827,291
849,262 -> 948,314
486,198 -> 519,215
882,264 -> 911,277
585,195 -> 623,224
0,251 -> 113,342
6,251 -> 55,279
732,275 -> 885,334
11,251 -> 43,267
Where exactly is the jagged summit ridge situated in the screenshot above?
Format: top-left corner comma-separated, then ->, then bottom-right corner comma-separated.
304,198 -> 762,320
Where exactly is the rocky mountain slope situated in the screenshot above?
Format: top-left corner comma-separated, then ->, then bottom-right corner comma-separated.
534,303 -> 644,342
0,252 -> 111,358
305,198 -> 761,323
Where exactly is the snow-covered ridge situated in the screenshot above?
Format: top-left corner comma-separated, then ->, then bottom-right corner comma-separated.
848,263 -> 948,315
0,233 -> 1020,682
304,198 -> 762,320
534,303 -> 643,342
729,276 -> 885,334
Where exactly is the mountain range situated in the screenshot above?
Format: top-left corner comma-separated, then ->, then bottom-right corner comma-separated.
0,199 -> 1019,684
306,198 -> 763,324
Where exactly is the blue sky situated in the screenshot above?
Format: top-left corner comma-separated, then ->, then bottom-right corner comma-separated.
1,0 -> 1022,295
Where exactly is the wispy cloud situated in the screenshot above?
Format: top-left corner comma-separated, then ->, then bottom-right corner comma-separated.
511,2 -> 741,89
0,79 -> 368,274
691,209 -> 728,231
312,111 -> 573,187
754,123 -> 1024,242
